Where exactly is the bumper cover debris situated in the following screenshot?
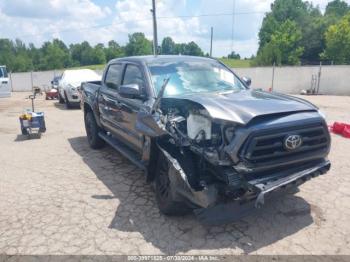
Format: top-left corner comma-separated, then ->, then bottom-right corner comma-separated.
195,160 -> 330,225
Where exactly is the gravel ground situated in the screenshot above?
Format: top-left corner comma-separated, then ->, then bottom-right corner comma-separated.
0,93 -> 350,255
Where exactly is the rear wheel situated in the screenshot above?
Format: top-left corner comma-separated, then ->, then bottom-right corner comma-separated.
84,111 -> 105,149
21,128 -> 28,135
155,152 -> 190,216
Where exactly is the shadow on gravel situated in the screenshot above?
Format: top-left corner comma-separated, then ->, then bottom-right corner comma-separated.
53,102 -> 80,110
14,133 -> 42,141
69,136 -> 315,254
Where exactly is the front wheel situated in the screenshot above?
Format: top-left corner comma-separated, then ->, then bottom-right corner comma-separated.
84,111 -> 105,149
155,152 -> 190,216
58,92 -> 64,104
64,92 -> 72,109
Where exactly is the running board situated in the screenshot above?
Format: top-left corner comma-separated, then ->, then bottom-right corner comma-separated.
98,132 -> 146,171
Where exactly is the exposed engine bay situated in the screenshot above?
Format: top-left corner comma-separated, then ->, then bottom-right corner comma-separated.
139,96 -> 331,217
156,99 -> 258,204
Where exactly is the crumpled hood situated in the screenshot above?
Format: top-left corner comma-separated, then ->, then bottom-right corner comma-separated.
165,89 -> 318,125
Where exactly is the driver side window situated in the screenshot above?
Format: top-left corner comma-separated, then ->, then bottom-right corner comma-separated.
122,64 -> 145,90
105,64 -> 123,90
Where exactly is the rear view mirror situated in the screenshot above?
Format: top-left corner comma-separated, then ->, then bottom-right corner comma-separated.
119,84 -> 144,99
242,76 -> 252,87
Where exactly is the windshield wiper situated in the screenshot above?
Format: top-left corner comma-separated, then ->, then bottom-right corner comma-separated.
151,77 -> 170,114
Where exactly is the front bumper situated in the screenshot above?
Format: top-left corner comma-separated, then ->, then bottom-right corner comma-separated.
194,160 -> 331,225
66,88 -> 81,103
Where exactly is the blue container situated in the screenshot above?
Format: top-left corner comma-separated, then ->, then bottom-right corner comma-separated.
19,112 -> 46,135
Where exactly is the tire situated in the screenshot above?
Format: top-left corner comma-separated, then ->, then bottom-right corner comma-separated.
58,92 -> 64,104
84,111 -> 105,149
155,152 -> 190,216
64,92 -> 72,109
21,128 -> 28,135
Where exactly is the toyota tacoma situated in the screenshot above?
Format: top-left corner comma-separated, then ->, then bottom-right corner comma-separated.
81,56 -> 331,224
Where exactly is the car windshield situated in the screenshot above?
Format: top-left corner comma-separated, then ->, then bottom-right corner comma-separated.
148,60 -> 245,97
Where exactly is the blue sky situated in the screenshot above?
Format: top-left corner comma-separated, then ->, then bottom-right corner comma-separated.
0,0 -> 337,57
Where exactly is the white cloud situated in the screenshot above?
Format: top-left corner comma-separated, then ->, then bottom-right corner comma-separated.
0,0 -> 110,45
0,0 -> 342,58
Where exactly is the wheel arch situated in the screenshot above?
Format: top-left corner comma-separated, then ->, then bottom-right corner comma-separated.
83,102 -> 103,128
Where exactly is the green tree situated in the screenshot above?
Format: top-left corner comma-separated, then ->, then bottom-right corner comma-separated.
184,41 -> 204,56
259,0 -> 309,48
161,37 -> 176,54
227,51 -> 241,59
105,40 -> 124,61
39,39 -> 71,70
0,39 -> 16,71
173,42 -> 204,56
322,13 -> 350,64
125,33 -> 152,56
258,0 -> 326,63
92,43 -> 106,64
256,20 -> 304,65
325,0 -> 349,18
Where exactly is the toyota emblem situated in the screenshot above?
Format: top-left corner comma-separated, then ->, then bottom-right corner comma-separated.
284,135 -> 303,151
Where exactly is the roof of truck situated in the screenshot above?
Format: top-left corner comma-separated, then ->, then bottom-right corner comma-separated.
110,55 -> 216,64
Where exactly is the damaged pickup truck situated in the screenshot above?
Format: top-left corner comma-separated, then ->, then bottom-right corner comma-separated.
81,55 -> 331,224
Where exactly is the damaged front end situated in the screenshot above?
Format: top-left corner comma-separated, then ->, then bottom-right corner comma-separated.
136,88 -> 331,225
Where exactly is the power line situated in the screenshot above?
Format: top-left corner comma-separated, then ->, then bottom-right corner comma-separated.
158,11 -> 267,19
14,11 -> 268,40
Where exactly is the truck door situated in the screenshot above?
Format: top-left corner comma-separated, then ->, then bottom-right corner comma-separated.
113,63 -> 146,153
98,63 -> 124,137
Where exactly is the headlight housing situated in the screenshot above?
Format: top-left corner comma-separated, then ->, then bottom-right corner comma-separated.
67,84 -> 77,91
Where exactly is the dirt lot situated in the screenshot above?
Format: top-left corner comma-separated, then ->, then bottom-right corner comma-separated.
0,92 -> 350,255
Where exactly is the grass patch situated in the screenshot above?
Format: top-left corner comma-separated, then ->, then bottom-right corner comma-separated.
68,64 -> 106,70
68,58 -> 252,71
218,58 -> 252,68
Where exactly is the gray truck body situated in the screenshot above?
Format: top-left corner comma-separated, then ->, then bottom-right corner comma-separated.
81,56 -> 331,224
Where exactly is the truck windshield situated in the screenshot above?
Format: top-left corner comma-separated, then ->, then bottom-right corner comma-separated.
148,60 -> 245,97
0,67 -> 8,78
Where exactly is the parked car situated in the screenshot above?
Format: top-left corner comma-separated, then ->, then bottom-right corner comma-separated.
81,56 -> 331,224
51,75 -> 61,89
0,65 -> 10,98
58,69 -> 101,108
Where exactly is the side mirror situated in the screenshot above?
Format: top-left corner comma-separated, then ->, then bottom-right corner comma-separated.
119,84 -> 144,99
241,76 -> 252,87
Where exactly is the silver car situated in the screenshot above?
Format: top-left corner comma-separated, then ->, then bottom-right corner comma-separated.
58,69 -> 101,108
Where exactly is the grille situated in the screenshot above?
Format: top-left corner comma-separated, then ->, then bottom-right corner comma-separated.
242,123 -> 329,164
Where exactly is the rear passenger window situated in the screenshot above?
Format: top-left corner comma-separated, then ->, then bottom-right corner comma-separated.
122,64 -> 145,89
105,64 -> 123,89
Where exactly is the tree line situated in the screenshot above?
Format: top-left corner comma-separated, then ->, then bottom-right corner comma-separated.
254,0 -> 350,66
0,33 -> 204,72
1,0 -> 350,72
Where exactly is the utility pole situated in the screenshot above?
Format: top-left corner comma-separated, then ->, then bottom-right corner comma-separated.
151,0 -> 158,56
230,0 -> 236,54
210,27 -> 214,57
